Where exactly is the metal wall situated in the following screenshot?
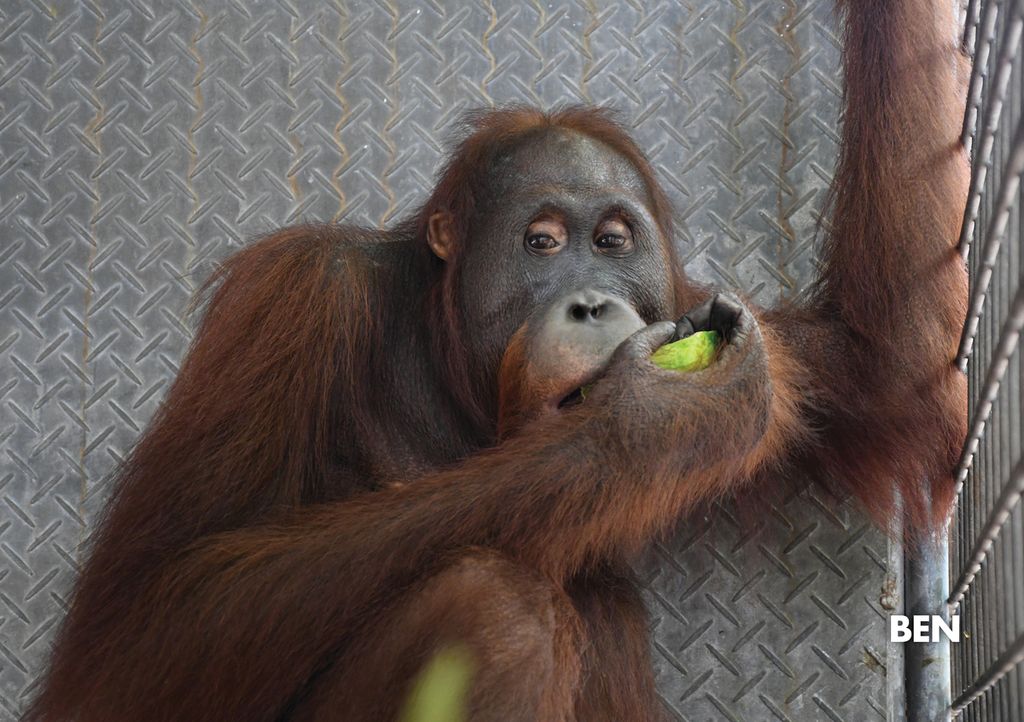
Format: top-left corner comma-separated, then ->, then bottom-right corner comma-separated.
950,0 -> 1024,719
0,1 -> 899,719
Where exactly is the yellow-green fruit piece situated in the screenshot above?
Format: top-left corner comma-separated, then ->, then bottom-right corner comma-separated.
651,330 -> 720,372
399,646 -> 474,722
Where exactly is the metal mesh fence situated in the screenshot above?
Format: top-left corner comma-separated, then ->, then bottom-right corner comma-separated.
950,0 -> 1024,719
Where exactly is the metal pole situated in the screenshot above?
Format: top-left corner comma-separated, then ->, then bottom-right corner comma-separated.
905,494 -> 953,721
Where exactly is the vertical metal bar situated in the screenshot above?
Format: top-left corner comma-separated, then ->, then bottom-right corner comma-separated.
948,456 -> 1024,611
956,112 -> 1024,370
906,526 -> 953,722
954,260 -> 1024,495
952,632 -> 1024,713
958,0 -> 1024,261
889,504 -> 909,722
963,0 -> 984,55
962,0 -> 1003,152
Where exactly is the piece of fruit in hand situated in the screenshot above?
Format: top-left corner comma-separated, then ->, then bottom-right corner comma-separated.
651,329 -> 720,372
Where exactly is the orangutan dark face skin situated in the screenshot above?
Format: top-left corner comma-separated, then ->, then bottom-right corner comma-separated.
443,128 -> 677,394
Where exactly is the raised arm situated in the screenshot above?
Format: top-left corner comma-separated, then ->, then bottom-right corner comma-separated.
758,0 -> 970,533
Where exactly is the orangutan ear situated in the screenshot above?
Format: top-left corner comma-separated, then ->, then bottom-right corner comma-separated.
427,211 -> 455,261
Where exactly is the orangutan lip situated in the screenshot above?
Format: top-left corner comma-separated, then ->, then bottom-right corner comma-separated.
557,387 -> 585,409
554,366 -> 607,410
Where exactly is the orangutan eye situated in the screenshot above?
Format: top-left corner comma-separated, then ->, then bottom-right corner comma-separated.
526,234 -> 558,251
595,234 -> 625,248
524,219 -> 567,256
594,219 -> 634,256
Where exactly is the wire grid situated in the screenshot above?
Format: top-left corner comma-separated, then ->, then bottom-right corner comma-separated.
950,0 -> 1024,718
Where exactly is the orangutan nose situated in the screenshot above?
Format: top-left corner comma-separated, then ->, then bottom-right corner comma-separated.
564,291 -> 630,324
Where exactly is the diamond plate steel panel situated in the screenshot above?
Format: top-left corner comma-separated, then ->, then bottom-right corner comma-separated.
0,1 -> 896,719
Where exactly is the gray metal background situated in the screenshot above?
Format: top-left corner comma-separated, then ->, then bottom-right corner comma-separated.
949,0 -> 1024,719
0,1 -> 901,719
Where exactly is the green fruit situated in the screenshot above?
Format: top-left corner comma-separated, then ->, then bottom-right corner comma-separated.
580,330 -> 720,401
400,646 -> 474,722
650,330 -> 720,372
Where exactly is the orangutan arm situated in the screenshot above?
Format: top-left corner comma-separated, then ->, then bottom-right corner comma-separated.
755,0 -> 970,531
